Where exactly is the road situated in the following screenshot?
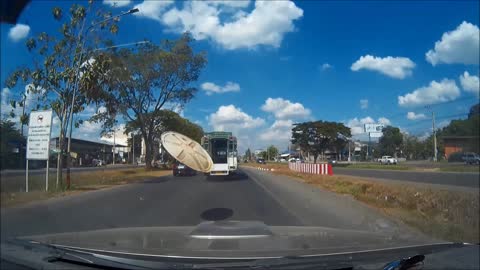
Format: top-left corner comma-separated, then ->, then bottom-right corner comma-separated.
1,167 -> 422,239
1,167 -> 478,268
334,167 -> 479,188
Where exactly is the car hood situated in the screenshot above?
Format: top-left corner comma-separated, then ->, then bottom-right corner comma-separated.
18,221 -> 443,259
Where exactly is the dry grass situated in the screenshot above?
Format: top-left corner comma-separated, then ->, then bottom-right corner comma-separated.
1,168 -> 171,208
242,163 -> 479,243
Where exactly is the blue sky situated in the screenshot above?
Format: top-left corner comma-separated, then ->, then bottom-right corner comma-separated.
1,0 -> 479,151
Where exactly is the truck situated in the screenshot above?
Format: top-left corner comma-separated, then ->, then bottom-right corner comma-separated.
201,132 -> 238,176
378,156 -> 398,165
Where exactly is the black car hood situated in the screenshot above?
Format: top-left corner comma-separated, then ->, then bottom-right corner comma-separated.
18,220 -> 444,259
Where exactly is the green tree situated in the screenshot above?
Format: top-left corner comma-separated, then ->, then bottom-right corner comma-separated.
266,145 -> 279,161
259,151 -> 268,160
0,120 -> 26,169
291,121 -> 351,162
125,110 -> 204,163
468,103 -> 479,119
5,2 -> 120,186
245,148 -> 251,161
378,126 -> 403,157
89,34 -> 207,169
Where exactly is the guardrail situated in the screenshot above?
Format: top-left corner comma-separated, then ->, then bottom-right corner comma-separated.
289,162 -> 333,175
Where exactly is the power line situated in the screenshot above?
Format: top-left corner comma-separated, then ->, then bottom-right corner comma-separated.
385,97 -> 477,121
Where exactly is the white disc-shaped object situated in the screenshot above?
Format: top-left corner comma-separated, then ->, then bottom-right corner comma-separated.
161,131 -> 213,173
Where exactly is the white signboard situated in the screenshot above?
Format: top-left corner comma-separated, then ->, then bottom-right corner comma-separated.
369,132 -> 383,138
364,124 -> 385,133
26,110 -> 53,160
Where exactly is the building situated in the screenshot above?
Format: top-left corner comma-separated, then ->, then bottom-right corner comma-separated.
442,136 -> 479,158
50,137 -> 128,166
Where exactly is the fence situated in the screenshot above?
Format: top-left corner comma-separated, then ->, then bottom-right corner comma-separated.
289,162 -> 333,175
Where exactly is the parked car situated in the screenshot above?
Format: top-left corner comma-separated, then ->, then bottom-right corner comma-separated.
173,162 -> 196,176
378,156 -> 397,165
463,153 -> 480,165
256,158 -> 266,164
92,159 -> 104,167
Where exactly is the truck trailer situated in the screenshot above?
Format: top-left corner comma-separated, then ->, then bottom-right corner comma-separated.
201,132 -> 238,176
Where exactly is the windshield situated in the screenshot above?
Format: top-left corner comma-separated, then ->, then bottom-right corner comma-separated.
1,0 -> 479,268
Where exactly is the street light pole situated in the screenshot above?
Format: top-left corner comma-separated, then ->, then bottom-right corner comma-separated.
65,8 -> 139,189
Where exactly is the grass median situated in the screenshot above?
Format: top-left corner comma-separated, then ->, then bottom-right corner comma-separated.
242,163 -> 479,243
1,167 -> 171,208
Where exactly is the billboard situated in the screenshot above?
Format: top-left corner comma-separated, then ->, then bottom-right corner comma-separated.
364,124 -> 385,133
26,110 -> 53,160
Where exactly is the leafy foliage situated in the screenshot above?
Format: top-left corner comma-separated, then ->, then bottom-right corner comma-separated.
4,2 -> 120,184
291,121 -> 351,162
89,34 -> 207,168
266,145 -> 279,161
0,120 -> 26,169
378,126 -> 403,157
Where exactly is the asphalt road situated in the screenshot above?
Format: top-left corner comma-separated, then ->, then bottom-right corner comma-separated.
1,167 -> 478,268
334,167 -> 479,188
1,168 -> 421,240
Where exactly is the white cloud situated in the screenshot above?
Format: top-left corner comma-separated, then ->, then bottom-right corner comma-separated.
206,0 -> 251,9
360,99 -> 368,109
1,88 -> 18,120
320,63 -> 332,71
459,71 -> 479,96
158,1 -> 303,50
8,24 -> 30,42
101,124 -> 128,146
345,116 -> 390,136
133,1 -> 174,21
1,85 -> 46,121
209,105 -> 264,130
208,105 -> 265,152
398,79 -> 460,107
426,21 -> 480,66
351,55 -> 415,79
103,0 -> 131,7
261,97 -> 311,120
407,112 -> 427,120
378,117 -> 391,125
77,121 -> 103,135
201,81 -> 240,95
259,120 -> 293,146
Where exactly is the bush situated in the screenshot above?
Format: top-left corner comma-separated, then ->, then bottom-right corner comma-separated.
448,152 -> 464,162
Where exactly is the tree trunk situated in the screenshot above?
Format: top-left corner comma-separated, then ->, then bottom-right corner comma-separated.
145,144 -> 153,169
56,108 -> 68,189
56,128 -> 64,189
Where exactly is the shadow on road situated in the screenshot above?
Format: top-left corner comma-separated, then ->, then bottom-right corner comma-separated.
139,178 -> 170,184
200,208 -> 234,221
205,172 -> 249,182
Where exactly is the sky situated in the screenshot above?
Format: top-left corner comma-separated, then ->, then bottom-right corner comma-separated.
1,0 -> 479,152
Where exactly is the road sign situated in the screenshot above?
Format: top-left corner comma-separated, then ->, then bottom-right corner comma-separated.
364,123 -> 385,133
26,110 -> 53,160
369,132 -> 383,138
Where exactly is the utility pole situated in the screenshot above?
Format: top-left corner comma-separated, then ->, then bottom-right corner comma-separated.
113,128 -> 116,165
432,111 -> 437,162
132,133 -> 135,165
